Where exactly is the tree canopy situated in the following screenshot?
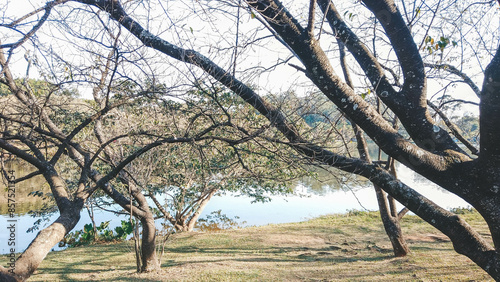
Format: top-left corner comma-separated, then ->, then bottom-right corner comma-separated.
2,0 -> 500,280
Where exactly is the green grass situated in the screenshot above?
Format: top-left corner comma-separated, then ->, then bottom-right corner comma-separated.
5,211 -> 493,281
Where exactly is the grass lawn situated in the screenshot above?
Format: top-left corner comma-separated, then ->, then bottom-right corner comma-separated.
10,210 -> 493,281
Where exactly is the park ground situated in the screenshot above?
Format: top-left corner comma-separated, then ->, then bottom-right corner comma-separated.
23,210 -> 493,281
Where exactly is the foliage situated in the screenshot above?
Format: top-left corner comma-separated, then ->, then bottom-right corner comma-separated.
346,209 -> 371,217
453,115 -> 479,142
424,35 -> 457,54
121,84 -> 308,231
60,220 -> 135,248
195,210 -> 247,231
449,207 -> 477,215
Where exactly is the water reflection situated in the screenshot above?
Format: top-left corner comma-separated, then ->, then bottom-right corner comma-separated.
290,167 -> 370,196
0,160 -> 50,215
0,161 -> 470,255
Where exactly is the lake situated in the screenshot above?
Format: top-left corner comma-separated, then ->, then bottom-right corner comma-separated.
0,163 -> 470,255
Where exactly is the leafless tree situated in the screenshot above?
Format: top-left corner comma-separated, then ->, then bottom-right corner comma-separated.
2,0 -> 500,280
42,0 -> 498,279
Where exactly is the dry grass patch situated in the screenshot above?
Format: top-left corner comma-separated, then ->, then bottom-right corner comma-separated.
21,211 -> 493,281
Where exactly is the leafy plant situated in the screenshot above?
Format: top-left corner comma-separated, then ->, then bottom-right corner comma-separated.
449,207 -> 476,215
424,35 -> 457,54
195,210 -> 246,231
60,220 -> 135,247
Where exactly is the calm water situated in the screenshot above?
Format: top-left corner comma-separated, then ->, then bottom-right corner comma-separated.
0,163 -> 470,255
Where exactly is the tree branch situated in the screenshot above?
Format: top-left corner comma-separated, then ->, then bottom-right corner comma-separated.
480,45 -> 500,164
362,0 -> 425,105
0,0 -> 69,50
316,0 -> 400,104
71,0 -> 471,195
424,63 -> 481,97
428,100 -> 478,155
306,0 -> 316,37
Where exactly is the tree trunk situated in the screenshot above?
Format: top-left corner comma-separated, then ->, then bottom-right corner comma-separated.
186,213 -> 202,232
338,30 -> 409,257
374,185 -> 410,256
0,202 -> 82,281
139,212 -> 160,272
174,222 -> 189,232
96,174 -> 161,272
0,164 -> 85,281
133,220 -> 142,272
185,189 -> 219,232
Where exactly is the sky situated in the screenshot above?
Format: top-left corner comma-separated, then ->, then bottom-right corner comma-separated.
2,0 -> 487,120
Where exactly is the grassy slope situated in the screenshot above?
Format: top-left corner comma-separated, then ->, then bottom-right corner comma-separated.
22,211 -> 493,281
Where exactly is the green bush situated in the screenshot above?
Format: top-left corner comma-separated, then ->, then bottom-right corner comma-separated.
449,207 -> 476,215
195,210 -> 246,231
60,220 -> 135,247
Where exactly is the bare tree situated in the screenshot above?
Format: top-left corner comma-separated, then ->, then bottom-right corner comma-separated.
0,46 -> 182,278
44,0 -> 499,279
3,0 -> 500,280
0,3 -> 303,278
0,51 -> 271,279
127,85 -> 303,232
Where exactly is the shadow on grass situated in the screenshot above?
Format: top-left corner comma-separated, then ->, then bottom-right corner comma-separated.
407,240 -> 453,252
162,243 -> 393,268
34,243 -> 138,281
97,278 -> 163,282
31,212 -> 491,281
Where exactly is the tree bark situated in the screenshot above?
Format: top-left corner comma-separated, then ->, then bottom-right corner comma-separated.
185,189 -> 218,232
339,35 -> 409,257
139,213 -> 160,272
374,185 -> 410,256
479,45 -> 500,248
0,199 -> 82,281
133,220 -> 142,272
